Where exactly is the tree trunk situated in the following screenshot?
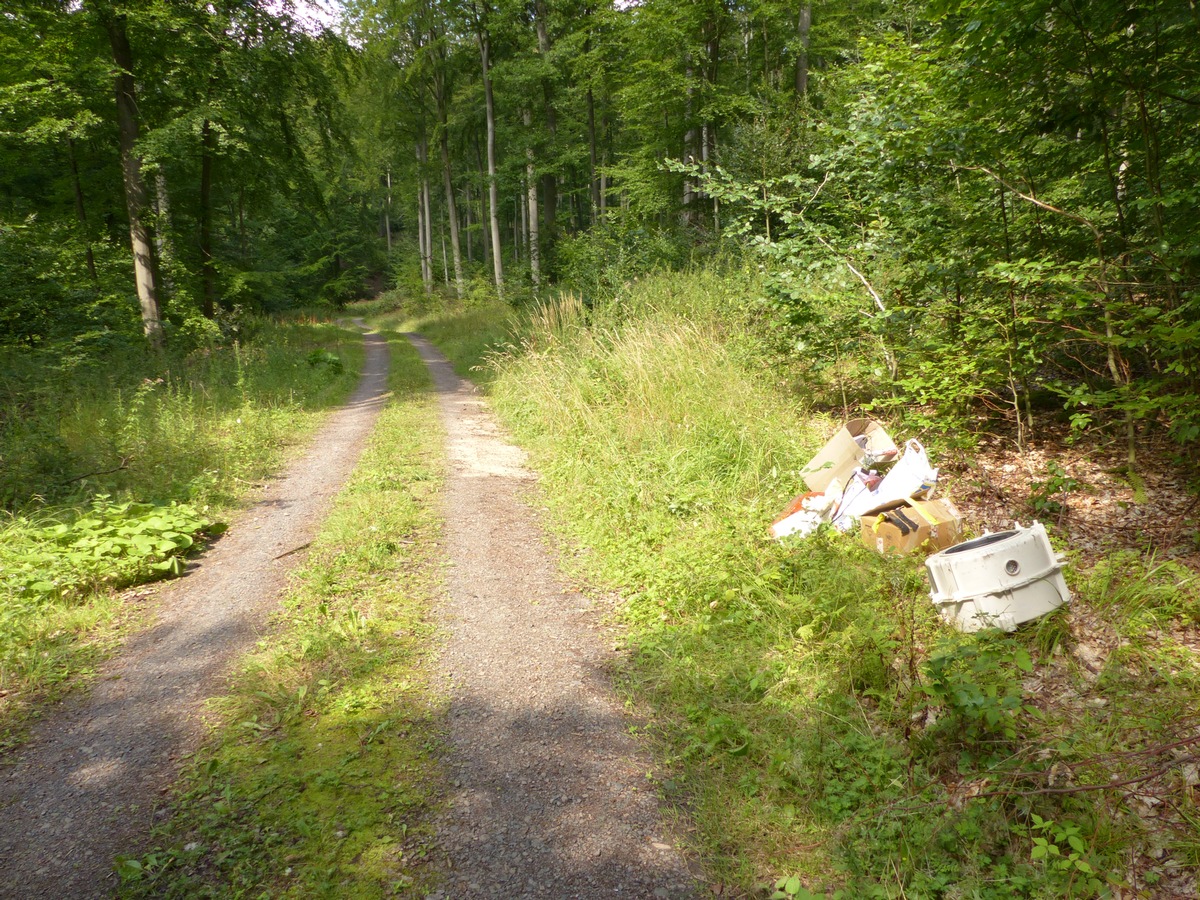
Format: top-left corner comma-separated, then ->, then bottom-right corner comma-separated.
587,83 -> 600,225
65,136 -> 97,282
199,119 -> 217,318
384,166 -> 393,257
514,194 -> 521,262
534,0 -> 557,243
154,169 -> 174,289
478,17 -> 504,297
416,140 -> 432,293
440,217 -> 449,284
683,56 -> 697,224
795,4 -> 811,98
422,160 -> 434,287
101,7 -> 162,346
435,72 -> 465,299
465,181 -> 474,263
523,108 -> 540,289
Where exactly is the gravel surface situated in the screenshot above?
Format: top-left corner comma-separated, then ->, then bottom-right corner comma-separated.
407,334 -> 701,900
0,328 -> 390,899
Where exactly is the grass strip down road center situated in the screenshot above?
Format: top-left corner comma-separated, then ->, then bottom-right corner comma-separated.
119,333 -> 448,898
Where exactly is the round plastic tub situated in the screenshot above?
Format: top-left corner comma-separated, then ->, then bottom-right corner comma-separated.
925,522 -> 1070,632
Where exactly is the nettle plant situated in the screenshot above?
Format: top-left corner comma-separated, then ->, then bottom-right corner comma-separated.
2,495 -> 225,602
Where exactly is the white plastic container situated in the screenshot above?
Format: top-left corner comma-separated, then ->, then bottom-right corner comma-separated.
925,522 -> 1070,632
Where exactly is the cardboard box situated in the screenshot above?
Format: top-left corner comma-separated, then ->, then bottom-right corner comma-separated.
860,497 -> 963,555
800,419 -> 898,493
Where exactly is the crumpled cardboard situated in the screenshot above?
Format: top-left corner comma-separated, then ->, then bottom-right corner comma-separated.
799,419 -> 897,493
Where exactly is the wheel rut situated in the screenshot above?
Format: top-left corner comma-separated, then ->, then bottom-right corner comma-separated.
0,329 -> 390,899
407,334 -> 699,900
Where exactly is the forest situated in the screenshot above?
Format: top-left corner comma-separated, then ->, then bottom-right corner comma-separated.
3,0 -> 1200,897
4,0 -> 1198,464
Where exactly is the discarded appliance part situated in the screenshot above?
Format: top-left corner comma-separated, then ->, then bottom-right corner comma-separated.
925,522 -> 1070,632
799,419 -> 898,493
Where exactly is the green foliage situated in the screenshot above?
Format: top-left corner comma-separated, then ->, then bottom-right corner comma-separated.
1026,814 -> 1107,897
556,216 -> 696,303
1,0 -> 375,346
771,874 -> 824,899
1027,462 -> 1084,519
415,273 -> 1200,897
306,348 -> 344,373
0,318 -> 362,511
0,496 -> 219,742
1,495 -> 222,603
920,637 -> 1032,754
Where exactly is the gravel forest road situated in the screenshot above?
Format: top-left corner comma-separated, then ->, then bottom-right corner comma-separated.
408,334 -> 699,900
0,328 -> 391,899
0,327 -> 702,899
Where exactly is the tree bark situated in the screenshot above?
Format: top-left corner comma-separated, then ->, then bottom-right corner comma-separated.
435,70 -> 465,298
587,84 -> 600,225
100,6 -> 163,345
464,181 -> 474,263
795,4 -> 811,98
534,0 -> 557,242
384,166 -> 393,257
199,119 -> 217,318
417,137 -> 435,294
477,10 -> 504,297
523,108 -> 540,289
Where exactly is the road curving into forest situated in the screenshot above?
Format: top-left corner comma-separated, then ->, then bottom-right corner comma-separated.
0,327 -> 391,898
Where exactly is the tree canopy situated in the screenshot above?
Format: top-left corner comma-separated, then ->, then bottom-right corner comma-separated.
2,0 -> 1198,448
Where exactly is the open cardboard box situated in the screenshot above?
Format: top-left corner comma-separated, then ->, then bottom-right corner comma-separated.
800,419 -> 897,493
860,497 -> 963,555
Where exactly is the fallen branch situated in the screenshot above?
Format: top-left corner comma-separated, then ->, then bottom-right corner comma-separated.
61,457 -> 131,485
273,541 -> 312,560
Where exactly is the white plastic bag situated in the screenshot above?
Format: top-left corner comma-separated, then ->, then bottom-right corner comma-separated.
830,441 -> 938,531
875,439 -> 938,504
830,470 -> 878,530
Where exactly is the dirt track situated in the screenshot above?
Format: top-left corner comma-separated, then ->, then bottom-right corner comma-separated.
0,329 -> 390,898
409,334 -> 699,899
0,328 -> 701,899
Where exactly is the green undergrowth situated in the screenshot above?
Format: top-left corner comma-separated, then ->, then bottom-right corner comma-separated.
117,334 -> 447,898
421,271 -> 1200,898
0,319 -> 363,752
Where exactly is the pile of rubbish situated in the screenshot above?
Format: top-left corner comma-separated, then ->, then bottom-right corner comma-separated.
771,419 -> 1070,632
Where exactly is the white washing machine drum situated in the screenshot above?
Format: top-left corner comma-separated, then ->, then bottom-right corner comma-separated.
925,522 -> 1070,632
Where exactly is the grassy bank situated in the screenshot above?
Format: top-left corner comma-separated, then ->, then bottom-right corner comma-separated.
0,319 -> 363,752
410,274 -> 1200,898
119,334 -> 447,897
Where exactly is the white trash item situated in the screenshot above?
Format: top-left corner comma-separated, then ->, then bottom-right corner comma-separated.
925,522 -> 1070,632
830,439 -> 939,531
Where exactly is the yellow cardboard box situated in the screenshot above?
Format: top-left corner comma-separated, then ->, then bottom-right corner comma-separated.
860,497 -> 963,555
